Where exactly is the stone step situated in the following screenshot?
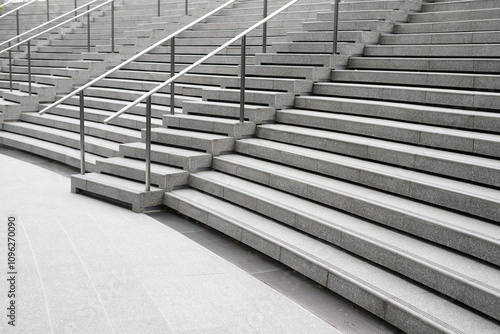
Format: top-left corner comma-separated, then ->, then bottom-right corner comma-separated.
95,156 -> 189,190
71,172 -> 164,212
288,31 -> 380,44
182,100 -> 275,123
165,188 -> 500,334
201,87 -> 295,109
421,0 -> 499,13
272,41 -> 365,55
256,123 -> 500,189
395,18 -> 500,34
409,7 -> 500,23
0,130 -> 100,172
148,127 -> 234,155
380,30 -> 500,45
190,169 -> 500,320
19,112 -> 142,143
313,81 -> 500,110
363,43 -> 500,57
256,53 -> 348,68
330,69 -> 500,91
235,134 -> 500,223
245,64 -> 331,81
163,114 -> 256,138
304,19 -> 396,33
44,103 -> 163,130
59,93 -> 186,117
2,121 -> 120,157
315,9 -> 409,23
108,71 -> 313,95
276,108 -> 500,159
348,56 -> 500,73
119,142 -> 212,172
295,94 -> 500,133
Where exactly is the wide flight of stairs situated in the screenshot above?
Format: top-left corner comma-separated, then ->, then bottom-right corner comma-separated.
1,0 -> 500,333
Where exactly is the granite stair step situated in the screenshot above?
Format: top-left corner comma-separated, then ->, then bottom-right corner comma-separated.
363,43 -> 500,57
256,123 -> 500,188
275,109 -> 500,158
95,156 -> 189,190
201,87 -> 295,109
148,127 -> 234,155
234,135 -> 500,223
348,56 -> 500,73
119,142 -> 212,172
182,100 -> 275,123
1,121 -> 120,157
394,18 -> 500,34
190,169 -> 500,321
295,95 -> 500,133
379,30 -> 500,45
163,114 -> 256,138
165,187 -> 500,334
313,81 -> 500,110
71,172 -> 164,212
422,0 -> 500,13
409,8 -> 500,23
0,130 -> 100,171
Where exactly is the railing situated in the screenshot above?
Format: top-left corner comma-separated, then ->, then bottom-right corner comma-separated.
39,0 -> 240,175
0,0 -> 36,47
1,0 -> 115,96
333,0 -> 340,54
105,0 -> 302,191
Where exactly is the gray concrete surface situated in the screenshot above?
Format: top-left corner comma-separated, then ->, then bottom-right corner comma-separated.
0,150 -> 341,333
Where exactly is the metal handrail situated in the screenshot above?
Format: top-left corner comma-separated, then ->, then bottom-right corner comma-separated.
38,0 -> 238,115
105,0 -> 300,124
1,0 -> 112,54
101,0 -> 301,191
1,0 -> 17,8
0,0 -> 36,19
0,0 -> 101,49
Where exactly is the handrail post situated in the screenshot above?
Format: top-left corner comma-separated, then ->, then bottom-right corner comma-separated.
46,0 -> 49,21
262,0 -> 267,53
79,91 -> 86,174
239,36 -> 246,123
170,37 -> 175,114
111,1 -> 115,53
333,0 -> 339,54
157,0 -> 160,17
8,42 -> 12,92
185,0 -> 188,16
87,5 -> 91,52
16,11 -> 20,51
145,96 -> 152,192
75,0 -> 77,16
27,41 -> 31,96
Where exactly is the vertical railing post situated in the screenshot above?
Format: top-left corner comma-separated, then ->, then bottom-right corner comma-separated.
27,41 -> 31,96
87,5 -> 90,52
145,96 -> 152,192
46,0 -> 49,21
262,0 -> 267,53
158,0 -> 160,17
8,42 -> 12,92
170,37 -> 175,114
111,1 -> 115,53
79,91 -> 86,174
74,0 -> 77,16
185,0 -> 188,15
239,35 -> 246,123
333,0 -> 339,54
16,11 -> 20,51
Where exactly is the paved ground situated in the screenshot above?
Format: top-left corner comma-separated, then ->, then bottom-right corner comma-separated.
0,148 -> 404,334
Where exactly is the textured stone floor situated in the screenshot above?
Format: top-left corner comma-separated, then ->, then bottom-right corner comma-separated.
0,151 -> 340,334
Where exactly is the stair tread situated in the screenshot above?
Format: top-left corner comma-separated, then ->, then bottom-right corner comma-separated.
151,127 -> 232,140
214,153 -> 500,237
166,188 -> 500,334
259,123 -> 500,168
192,170 -> 500,286
73,172 -> 163,193
99,157 -> 188,175
120,142 -> 211,158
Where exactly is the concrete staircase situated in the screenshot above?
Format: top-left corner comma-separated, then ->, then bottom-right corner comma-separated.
1,0 -> 500,333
